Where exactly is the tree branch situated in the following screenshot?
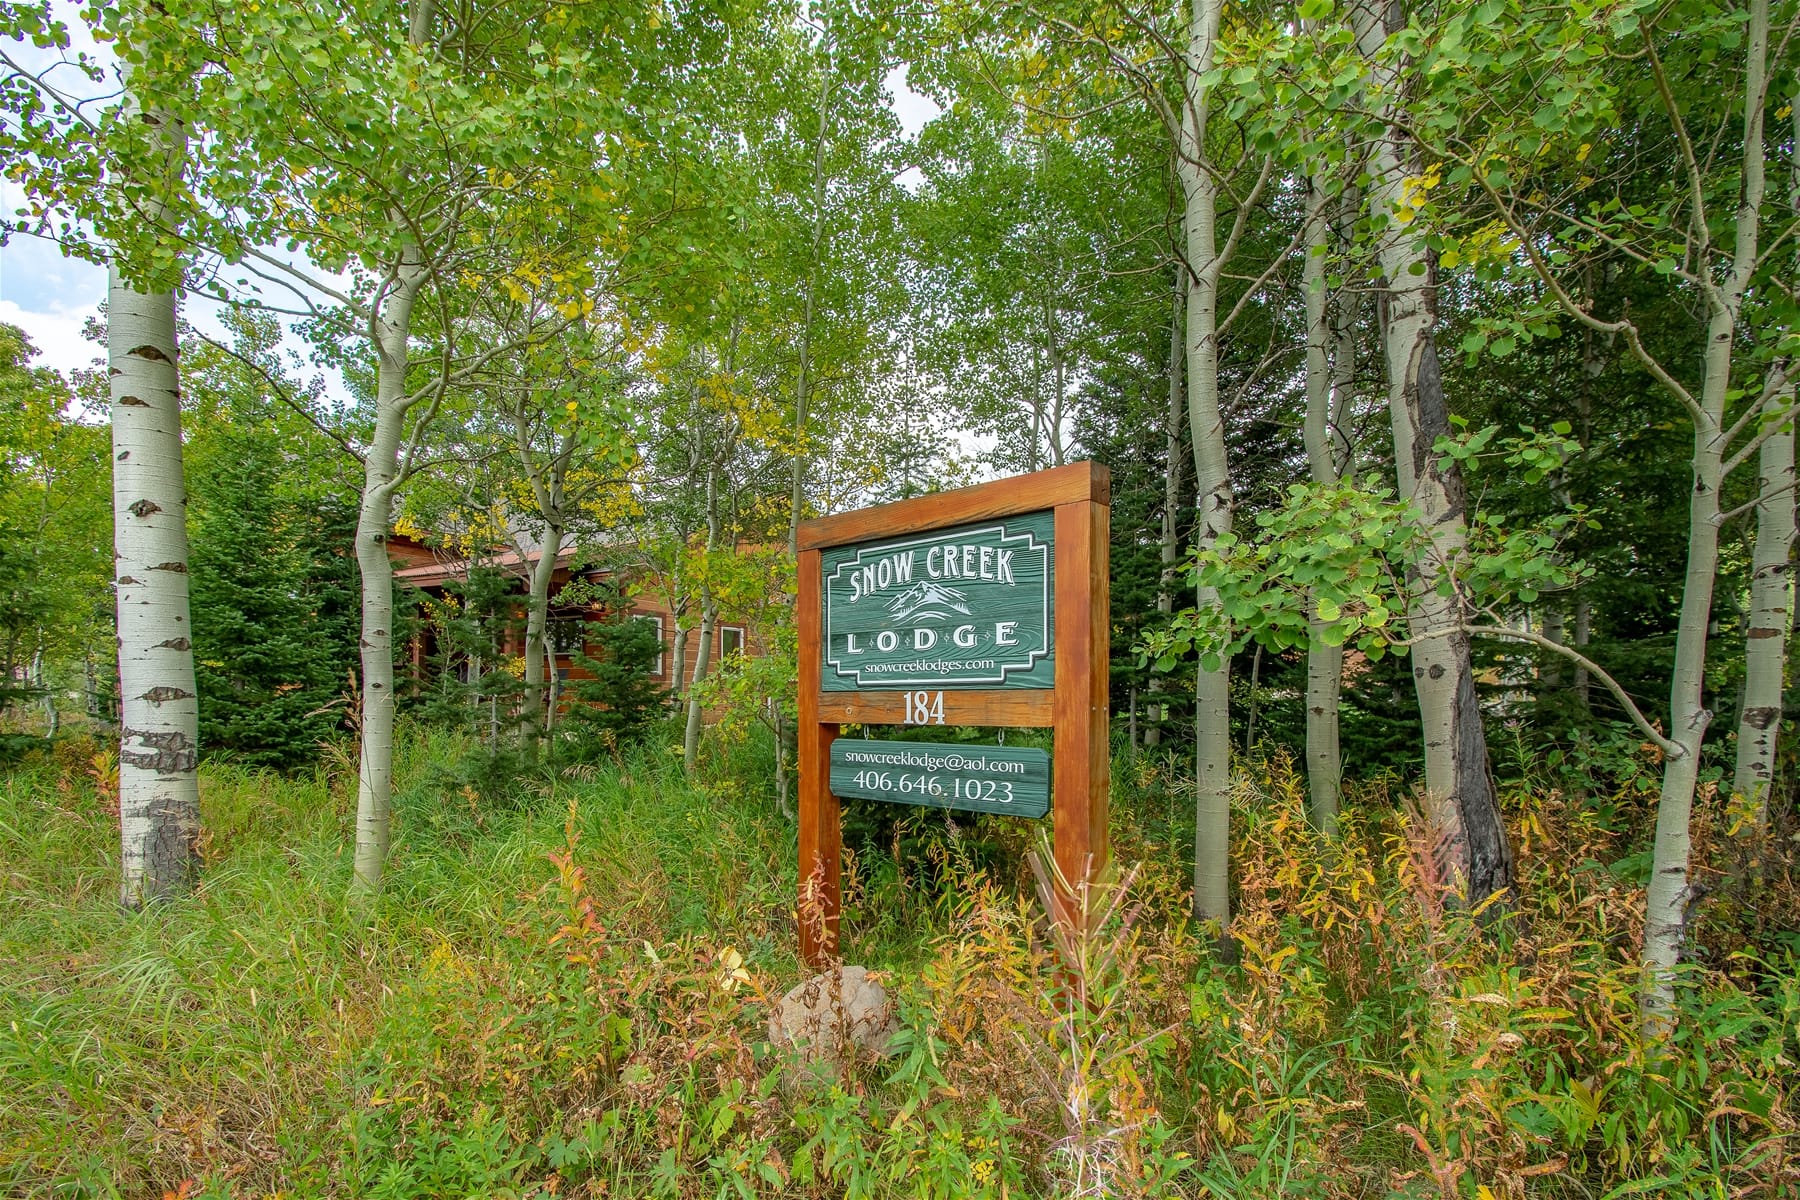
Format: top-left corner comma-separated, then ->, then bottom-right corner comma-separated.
1395,621 -> 1683,758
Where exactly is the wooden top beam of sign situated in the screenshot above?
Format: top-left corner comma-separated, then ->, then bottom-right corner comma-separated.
797,461 -> 1110,552
817,689 -> 1054,728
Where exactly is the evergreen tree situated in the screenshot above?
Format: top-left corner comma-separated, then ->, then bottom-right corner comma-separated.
559,583 -> 669,751
188,424 -> 359,769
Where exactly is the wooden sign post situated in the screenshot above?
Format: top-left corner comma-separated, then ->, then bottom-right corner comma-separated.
795,462 -> 1110,966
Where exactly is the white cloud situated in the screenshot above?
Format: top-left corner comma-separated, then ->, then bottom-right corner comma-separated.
0,297 -> 102,377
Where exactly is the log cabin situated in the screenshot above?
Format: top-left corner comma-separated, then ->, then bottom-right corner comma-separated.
387,534 -> 754,702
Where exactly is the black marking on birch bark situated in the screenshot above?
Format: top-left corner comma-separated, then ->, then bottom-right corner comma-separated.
129,499 -> 162,518
117,395 -> 151,407
1742,705 -> 1779,731
119,576 -> 141,586
120,728 -> 197,772
1451,658 -> 1514,909
155,637 -> 192,651
151,561 -> 188,574
117,450 -> 130,460
129,344 -> 172,363
137,686 -> 194,703
1412,334 -> 1471,515
1748,626 -> 1783,638
109,366 -> 124,376
1428,663 -> 1445,680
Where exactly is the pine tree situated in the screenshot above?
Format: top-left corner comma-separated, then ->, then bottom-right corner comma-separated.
188,424 -> 360,769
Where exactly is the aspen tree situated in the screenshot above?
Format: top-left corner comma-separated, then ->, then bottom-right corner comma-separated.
1334,0 -> 1793,1015
1148,271 -> 1185,751
1174,0 -> 1236,926
789,47 -> 833,554
1732,98 -> 1799,829
112,273 -> 201,905
110,52 -> 200,906
1300,167 -> 1355,836
1354,0 -> 1514,902
1636,0 -> 1775,1013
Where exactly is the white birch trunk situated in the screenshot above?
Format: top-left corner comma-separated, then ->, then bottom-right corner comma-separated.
1148,273 -> 1186,750
347,0 -> 437,901
1357,0 -> 1512,902
1733,100 -> 1799,828
544,634 -> 560,735
1177,0 -> 1233,927
1642,0 -> 1769,1017
348,260 -> 426,900
112,270 -> 201,906
1732,393 -> 1793,826
1301,167 -> 1343,836
519,522 -> 564,764
684,454 -> 722,774
683,601 -> 716,774
669,611 -> 689,700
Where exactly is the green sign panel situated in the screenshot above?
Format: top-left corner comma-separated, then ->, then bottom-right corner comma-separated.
820,511 -> 1055,691
829,739 -> 1051,819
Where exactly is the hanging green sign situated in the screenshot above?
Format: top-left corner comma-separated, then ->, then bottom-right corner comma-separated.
819,511 -> 1055,691
829,739 -> 1051,818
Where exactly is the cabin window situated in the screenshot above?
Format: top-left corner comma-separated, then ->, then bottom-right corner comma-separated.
549,618 -> 586,655
720,625 -> 746,660
635,614 -> 665,675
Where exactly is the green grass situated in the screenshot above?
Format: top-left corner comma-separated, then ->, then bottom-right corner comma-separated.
3,725 -> 1794,1199
0,723 -> 812,1198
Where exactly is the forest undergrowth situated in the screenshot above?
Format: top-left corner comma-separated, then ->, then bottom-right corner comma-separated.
1,723 -> 1796,1199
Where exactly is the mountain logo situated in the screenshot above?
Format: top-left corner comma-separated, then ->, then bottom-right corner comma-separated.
887,580 -> 972,623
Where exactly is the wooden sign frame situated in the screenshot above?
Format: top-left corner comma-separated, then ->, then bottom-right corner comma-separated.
795,461 -> 1110,966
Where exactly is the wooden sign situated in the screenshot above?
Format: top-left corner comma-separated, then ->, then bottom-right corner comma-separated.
829,739 -> 1052,819
820,512 -> 1055,691
796,462 -> 1110,967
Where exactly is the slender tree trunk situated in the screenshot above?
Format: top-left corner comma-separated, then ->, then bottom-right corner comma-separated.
33,643 -> 57,735
348,260 -> 426,901
669,603 -> 690,699
544,633 -> 560,736
683,600 -> 716,774
1540,607 -> 1568,691
111,261 -> 201,906
1643,421 -> 1725,1002
348,0 -> 435,901
1643,0 -> 1769,1018
684,456 -> 722,775
1302,167 -> 1343,836
1358,0 -> 1513,904
519,522 -> 564,764
1734,102 -> 1799,828
1178,0 -> 1233,927
1573,595 -> 1592,712
1046,291 -> 1067,468
1733,389 -> 1794,826
1149,272 -> 1185,750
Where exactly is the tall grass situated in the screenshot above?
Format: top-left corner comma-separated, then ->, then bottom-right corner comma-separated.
1,725 -> 1794,1197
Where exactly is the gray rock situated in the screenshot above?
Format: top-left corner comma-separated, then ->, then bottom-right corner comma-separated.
768,965 -> 899,1062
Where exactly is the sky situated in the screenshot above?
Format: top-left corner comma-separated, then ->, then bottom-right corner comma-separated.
0,8 -> 943,382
